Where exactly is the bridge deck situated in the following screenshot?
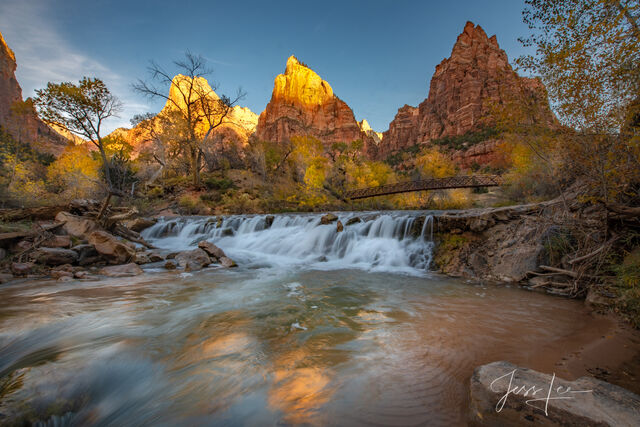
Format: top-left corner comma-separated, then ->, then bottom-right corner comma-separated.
344,175 -> 503,200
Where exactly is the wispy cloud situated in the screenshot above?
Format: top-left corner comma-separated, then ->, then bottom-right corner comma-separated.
0,0 -> 149,132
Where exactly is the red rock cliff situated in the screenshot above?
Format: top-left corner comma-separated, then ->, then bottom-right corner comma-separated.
0,30 -> 68,155
256,56 -> 366,146
379,22 -> 556,162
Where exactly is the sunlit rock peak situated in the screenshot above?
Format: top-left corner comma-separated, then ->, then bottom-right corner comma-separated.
0,31 -> 15,64
358,119 -> 383,144
272,55 -> 334,107
111,73 -> 257,155
256,55 -> 366,146
163,74 -> 220,112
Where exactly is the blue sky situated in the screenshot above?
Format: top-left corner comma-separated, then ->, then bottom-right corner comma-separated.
0,0 -> 534,133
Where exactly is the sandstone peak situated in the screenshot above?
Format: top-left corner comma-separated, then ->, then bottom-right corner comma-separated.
164,74 -> 219,112
256,55 -> 365,146
359,119 -> 373,132
272,55 -> 334,107
359,119 -> 383,144
0,31 -> 15,64
379,21 -> 556,163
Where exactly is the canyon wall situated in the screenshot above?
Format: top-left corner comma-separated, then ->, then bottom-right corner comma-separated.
0,30 -> 68,155
379,21 -> 556,165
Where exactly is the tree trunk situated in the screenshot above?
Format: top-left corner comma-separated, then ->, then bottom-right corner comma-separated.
96,137 -> 114,192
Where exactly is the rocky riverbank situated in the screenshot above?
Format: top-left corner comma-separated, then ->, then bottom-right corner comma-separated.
0,200 -> 237,283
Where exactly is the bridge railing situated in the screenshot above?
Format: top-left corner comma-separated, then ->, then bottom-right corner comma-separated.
344,174 -> 503,200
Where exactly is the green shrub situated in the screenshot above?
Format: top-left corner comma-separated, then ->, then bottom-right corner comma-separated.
614,248 -> 640,327
204,177 -> 234,191
147,186 -> 163,198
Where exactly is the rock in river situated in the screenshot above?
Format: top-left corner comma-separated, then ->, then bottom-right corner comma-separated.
31,247 -> 78,266
175,248 -> 211,271
100,263 -> 144,277
87,231 -> 136,265
198,241 -> 226,260
470,361 -> 640,426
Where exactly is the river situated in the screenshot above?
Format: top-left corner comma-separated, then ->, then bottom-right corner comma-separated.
0,212 -> 615,425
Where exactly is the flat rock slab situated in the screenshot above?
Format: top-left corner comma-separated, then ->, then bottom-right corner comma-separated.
470,361 -> 640,426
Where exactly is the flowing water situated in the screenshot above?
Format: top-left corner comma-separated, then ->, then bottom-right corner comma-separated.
0,212 -> 612,426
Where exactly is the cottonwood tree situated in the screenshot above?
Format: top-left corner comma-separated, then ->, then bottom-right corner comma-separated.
34,77 -> 123,204
518,0 -> 640,205
133,52 -> 245,186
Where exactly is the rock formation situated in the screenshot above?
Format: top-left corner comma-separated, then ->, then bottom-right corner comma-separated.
379,22 -> 556,164
256,56 -> 367,147
0,30 -> 68,155
113,74 -> 257,156
358,119 -> 382,144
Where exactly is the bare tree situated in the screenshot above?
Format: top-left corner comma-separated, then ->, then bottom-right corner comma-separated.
133,52 -> 245,186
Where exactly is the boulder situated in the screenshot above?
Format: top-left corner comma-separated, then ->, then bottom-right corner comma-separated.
320,213 -> 338,224
87,231 -> 135,265
71,244 -> 100,266
11,262 -> 34,276
41,235 -> 72,249
99,263 -> 144,277
31,247 -> 78,266
219,256 -> 238,268
586,288 -> 612,310
134,252 -> 151,265
51,270 -> 73,280
147,252 -> 165,262
124,217 -> 157,233
164,260 -> 177,270
175,248 -> 211,271
265,215 -> 275,228
470,361 -> 640,426
0,273 -> 14,283
336,220 -> 343,233
345,217 -> 361,226
55,211 -> 97,239
198,241 -> 226,260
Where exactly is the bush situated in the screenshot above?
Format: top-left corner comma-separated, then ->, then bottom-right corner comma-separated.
204,176 -> 234,191
200,192 -> 222,203
147,186 -> 163,198
178,194 -> 202,214
614,248 -> 640,328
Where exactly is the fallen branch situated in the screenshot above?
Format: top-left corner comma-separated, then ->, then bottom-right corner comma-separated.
539,265 -> 579,278
568,235 -> 618,265
112,224 -> 156,249
0,222 -> 63,246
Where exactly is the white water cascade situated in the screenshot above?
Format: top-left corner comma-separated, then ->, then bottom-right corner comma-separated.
142,212 -> 435,274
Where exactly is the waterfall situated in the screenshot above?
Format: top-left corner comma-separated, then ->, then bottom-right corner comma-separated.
142,212 -> 435,274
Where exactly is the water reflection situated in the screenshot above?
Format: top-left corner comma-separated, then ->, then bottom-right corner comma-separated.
0,269 -> 611,426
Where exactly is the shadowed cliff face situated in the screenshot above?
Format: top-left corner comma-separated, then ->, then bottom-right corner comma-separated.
0,30 -> 68,155
256,56 -> 369,147
379,21 -> 557,163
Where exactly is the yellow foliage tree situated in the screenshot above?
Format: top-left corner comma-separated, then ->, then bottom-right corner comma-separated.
47,145 -> 100,200
414,147 -> 456,178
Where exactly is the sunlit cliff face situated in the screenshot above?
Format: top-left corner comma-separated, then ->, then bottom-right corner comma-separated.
272,56 -> 334,108
163,74 -> 220,113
